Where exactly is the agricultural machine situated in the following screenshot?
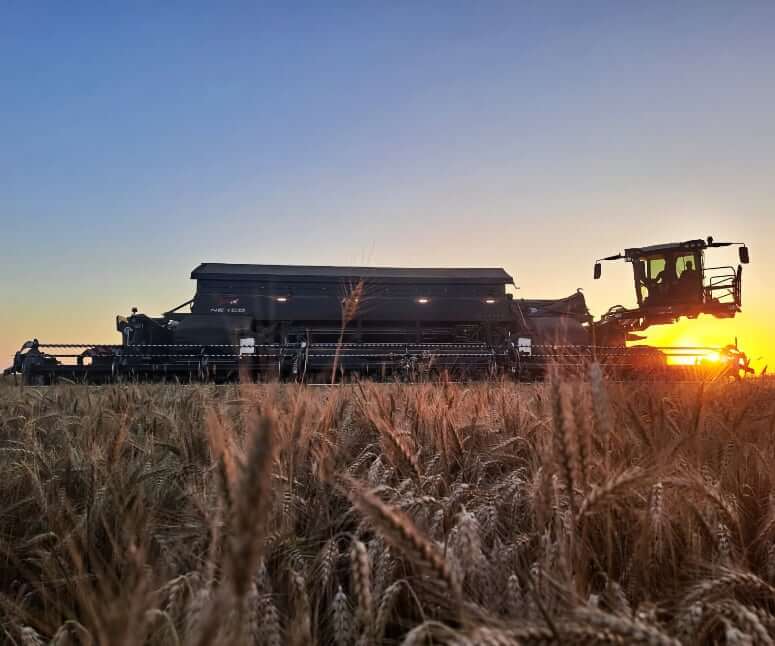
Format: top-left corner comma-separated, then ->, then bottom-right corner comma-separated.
5,237 -> 753,384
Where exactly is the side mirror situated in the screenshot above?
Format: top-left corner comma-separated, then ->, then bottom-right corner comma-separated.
739,246 -> 750,264
594,262 -> 601,280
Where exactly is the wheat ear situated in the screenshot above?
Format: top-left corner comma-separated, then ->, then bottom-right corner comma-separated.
351,539 -> 374,636
338,475 -> 461,599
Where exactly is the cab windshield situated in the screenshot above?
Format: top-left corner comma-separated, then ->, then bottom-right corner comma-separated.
637,252 -> 702,306
646,257 -> 666,282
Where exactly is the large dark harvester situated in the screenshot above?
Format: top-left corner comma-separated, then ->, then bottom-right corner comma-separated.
5,237 -> 753,383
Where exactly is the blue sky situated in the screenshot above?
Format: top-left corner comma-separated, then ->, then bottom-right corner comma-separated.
2,3 -> 774,366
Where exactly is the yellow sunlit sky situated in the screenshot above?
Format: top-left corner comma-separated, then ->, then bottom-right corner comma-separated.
1,5 -> 773,371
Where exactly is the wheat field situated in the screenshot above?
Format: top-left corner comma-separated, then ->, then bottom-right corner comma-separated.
1,374 -> 775,645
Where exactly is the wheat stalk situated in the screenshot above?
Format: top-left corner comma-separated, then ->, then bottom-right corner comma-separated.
229,413 -> 275,600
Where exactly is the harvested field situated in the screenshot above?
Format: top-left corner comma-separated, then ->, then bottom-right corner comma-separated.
1,377 -> 775,645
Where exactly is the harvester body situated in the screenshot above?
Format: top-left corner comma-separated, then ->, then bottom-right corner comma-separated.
5,236 -> 752,383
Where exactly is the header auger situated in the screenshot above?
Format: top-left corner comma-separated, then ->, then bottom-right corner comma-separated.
5,236 -> 753,384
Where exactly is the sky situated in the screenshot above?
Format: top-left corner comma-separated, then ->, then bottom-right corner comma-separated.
2,3 -> 774,371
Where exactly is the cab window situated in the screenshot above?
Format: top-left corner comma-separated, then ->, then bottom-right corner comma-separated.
675,254 -> 696,277
646,257 -> 666,281
636,256 -> 666,304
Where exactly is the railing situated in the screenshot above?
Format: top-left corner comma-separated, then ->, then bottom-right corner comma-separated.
703,265 -> 739,305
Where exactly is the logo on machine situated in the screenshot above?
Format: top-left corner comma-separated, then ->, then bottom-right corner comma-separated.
210,296 -> 246,314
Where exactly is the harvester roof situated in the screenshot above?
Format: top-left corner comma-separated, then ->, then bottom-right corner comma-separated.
623,239 -> 707,258
191,263 -> 514,285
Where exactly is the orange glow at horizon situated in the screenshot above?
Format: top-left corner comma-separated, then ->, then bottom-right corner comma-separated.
629,314 -> 770,373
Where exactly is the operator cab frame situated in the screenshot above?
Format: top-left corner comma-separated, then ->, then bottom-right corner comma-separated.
593,237 -> 749,326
